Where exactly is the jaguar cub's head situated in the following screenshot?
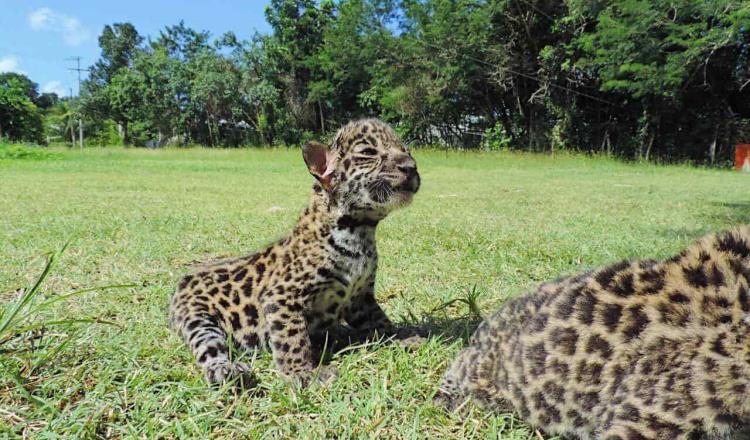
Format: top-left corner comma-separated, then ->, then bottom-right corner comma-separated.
302,119 -> 420,220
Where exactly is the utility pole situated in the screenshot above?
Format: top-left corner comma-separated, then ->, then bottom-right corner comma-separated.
66,56 -> 89,151
69,88 -> 76,145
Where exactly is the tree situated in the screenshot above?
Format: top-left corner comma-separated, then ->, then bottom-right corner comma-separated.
313,0 -> 397,128
82,22 -> 143,144
264,0 -> 335,132
64,2 -> 750,162
368,0 -> 497,145
88,23 -> 143,86
43,98 -> 79,145
563,0 -> 750,161
189,51 -> 244,146
0,74 -> 44,143
155,20 -> 211,62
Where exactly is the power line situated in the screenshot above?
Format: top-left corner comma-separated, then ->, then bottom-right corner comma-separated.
514,0 -> 556,22
66,56 -> 90,94
482,0 -> 610,104
416,40 -> 614,106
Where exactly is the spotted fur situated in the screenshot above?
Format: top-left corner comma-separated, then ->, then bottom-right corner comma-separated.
169,119 -> 420,386
438,227 -> 750,439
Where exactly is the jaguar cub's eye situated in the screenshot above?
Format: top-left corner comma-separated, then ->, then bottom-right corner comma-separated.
358,147 -> 378,156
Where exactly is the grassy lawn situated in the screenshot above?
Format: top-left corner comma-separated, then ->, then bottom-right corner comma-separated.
2,146 -> 749,438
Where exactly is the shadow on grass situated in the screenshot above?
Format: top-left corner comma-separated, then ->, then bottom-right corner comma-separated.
709,202 -> 750,224
314,316 -> 482,363
656,201 -> 750,244
313,285 -> 487,361
692,201 -> 750,225
655,227 -> 712,243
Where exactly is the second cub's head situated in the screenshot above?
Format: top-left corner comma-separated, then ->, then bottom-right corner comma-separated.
302,118 -> 420,219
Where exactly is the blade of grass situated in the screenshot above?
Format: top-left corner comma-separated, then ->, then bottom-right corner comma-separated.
12,318 -> 121,334
18,283 -> 136,322
0,252 -> 56,336
31,331 -> 78,373
5,368 -> 60,415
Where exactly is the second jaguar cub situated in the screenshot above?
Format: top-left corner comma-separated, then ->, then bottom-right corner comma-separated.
169,119 -> 420,386
439,227 -> 750,439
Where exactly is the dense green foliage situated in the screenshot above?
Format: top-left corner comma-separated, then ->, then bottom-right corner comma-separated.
2,1 -> 749,163
0,73 -> 53,144
0,143 -> 58,160
0,72 -> 84,146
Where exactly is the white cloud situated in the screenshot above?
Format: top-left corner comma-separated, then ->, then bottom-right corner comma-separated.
42,80 -> 66,96
0,56 -> 24,74
28,8 -> 53,30
28,7 -> 90,46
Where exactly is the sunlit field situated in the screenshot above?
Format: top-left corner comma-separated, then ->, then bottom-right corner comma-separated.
2,147 -> 749,438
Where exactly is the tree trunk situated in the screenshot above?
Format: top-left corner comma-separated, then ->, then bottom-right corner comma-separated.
709,125 -> 718,165
122,120 -> 130,145
601,129 -> 611,155
157,125 -> 170,147
70,121 -> 76,146
638,104 -> 652,160
207,118 -> 215,147
499,114 -> 514,145
318,100 -> 325,133
644,131 -> 655,162
527,110 -> 535,151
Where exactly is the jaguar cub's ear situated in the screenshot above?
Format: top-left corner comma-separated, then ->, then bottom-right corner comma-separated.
302,141 -> 335,190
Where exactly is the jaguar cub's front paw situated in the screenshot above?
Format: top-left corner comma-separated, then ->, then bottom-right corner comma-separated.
396,335 -> 427,350
293,365 -> 339,387
203,360 -> 257,389
433,388 -> 464,412
315,364 -> 339,384
434,372 -> 465,412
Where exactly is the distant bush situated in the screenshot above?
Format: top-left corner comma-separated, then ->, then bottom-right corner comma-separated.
0,143 -> 59,160
481,123 -> 512,151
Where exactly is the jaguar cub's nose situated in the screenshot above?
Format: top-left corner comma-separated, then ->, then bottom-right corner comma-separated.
394,154 -> 420,193
397,164 -> 416,177
398,165 -> 420,193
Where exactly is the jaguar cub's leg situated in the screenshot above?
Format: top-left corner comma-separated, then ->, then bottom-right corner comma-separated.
344,290 -> 395,334
435,346 -> 478,410
169,294 -> 256,389
344,287 -> 426,348
261,295 -> 338,385
436,346 -> 509,411
597,421 -> 657,440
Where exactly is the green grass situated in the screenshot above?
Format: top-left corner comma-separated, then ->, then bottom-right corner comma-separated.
1,147 -> 749,438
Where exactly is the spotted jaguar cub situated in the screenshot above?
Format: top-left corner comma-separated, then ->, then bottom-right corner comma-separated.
438,227 -> 750,439
169,119 -> 420,387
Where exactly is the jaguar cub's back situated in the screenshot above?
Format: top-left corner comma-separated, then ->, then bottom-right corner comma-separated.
438,226 -> 750,440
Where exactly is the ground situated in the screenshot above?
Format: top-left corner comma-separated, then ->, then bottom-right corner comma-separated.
1,146 -> 749,438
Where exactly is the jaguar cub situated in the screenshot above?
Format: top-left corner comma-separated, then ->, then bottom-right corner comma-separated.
438,227 -> 750,439
169,119 -> 420,386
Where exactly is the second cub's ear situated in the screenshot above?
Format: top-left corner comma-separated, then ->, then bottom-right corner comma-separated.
302,141 -> 335,190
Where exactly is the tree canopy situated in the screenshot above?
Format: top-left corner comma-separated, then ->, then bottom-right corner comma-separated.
3,0 -> 749,165
0,73 -> 49,143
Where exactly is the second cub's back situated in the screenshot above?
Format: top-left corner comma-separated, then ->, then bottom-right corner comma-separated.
439,226 -> 750,439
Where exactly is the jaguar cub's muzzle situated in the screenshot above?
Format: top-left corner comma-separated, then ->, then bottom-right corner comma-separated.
394,154 -> 420,194
397,166 -> 420,194
367,153 -> 420,208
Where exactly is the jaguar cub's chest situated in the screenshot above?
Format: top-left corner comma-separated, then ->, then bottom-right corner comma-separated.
307,228 -> 377,330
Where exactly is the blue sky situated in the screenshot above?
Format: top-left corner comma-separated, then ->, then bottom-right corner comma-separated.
0,1 -> 272,96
